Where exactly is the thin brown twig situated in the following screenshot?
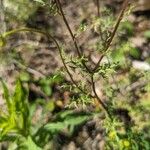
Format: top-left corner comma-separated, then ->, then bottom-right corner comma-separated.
3,27 -> 89,97
46,32 -> 97,101
3,27 -> 113,118
47,28 -> 109,114
93,0 -> 130,72
55,0 -> 113,117
46,33 -> 89,96
55,0 -> 92,73
91,75 -> 112,119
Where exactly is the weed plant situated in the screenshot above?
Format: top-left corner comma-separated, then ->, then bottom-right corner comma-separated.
0,0 -> 150,149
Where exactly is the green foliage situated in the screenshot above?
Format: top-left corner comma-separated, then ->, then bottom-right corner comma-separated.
34,0 -> 58,15
33,110 -> 92,147
4,0 -> 37,21
34,0 -> 45,5
37,74 -> 63,96
39,110 -> 91,136
95,62 -> 118,79
16,136 -> 42,150
0,0 -> 150,149
111,42 -> 141,66
121,21 -> 134,36
0,79 -> 91,149
105,124 -> 150,150
0,79 -> 29,139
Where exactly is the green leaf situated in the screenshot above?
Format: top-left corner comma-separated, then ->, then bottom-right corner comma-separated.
57,110 -> 74,119
129,47 -> 140,59
111,49 -> 125,63
0,79 -> 30,140
33,0 -> 45,5
65,115 -> 89,134
52,74 -> 63,83
0,79 -> 11,113
44,122 -> 65,133
43,111 -> 90,135
121,21 -> 134,35
19,72 -> 30,82
0,116 -> 9,135
65,116 -> 89,126
18,136 -> 42,150
41,85 -> 52,96
0,115 -> 17,138
12,79 -> 30,135
13,79 -> 26,111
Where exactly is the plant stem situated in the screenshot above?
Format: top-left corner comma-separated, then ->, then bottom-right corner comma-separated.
3,27 -> 112,118
91,75 -> 112,119
3,27 -> 90,98
93,0 -> 130,72
55,0 -> 114,118
55,0 -> 92,73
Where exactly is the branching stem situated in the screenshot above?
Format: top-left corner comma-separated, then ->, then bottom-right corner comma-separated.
3,0 -> 130,120
93,0 -> 130,72
91,75 -> 112,119
2,27 -> 90,99
55,0 -> 91,73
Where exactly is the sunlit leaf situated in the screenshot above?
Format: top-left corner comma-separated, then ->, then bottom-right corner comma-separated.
18,136 -> 42,150
44,122 -> 65,133
33,0 -> 45,5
